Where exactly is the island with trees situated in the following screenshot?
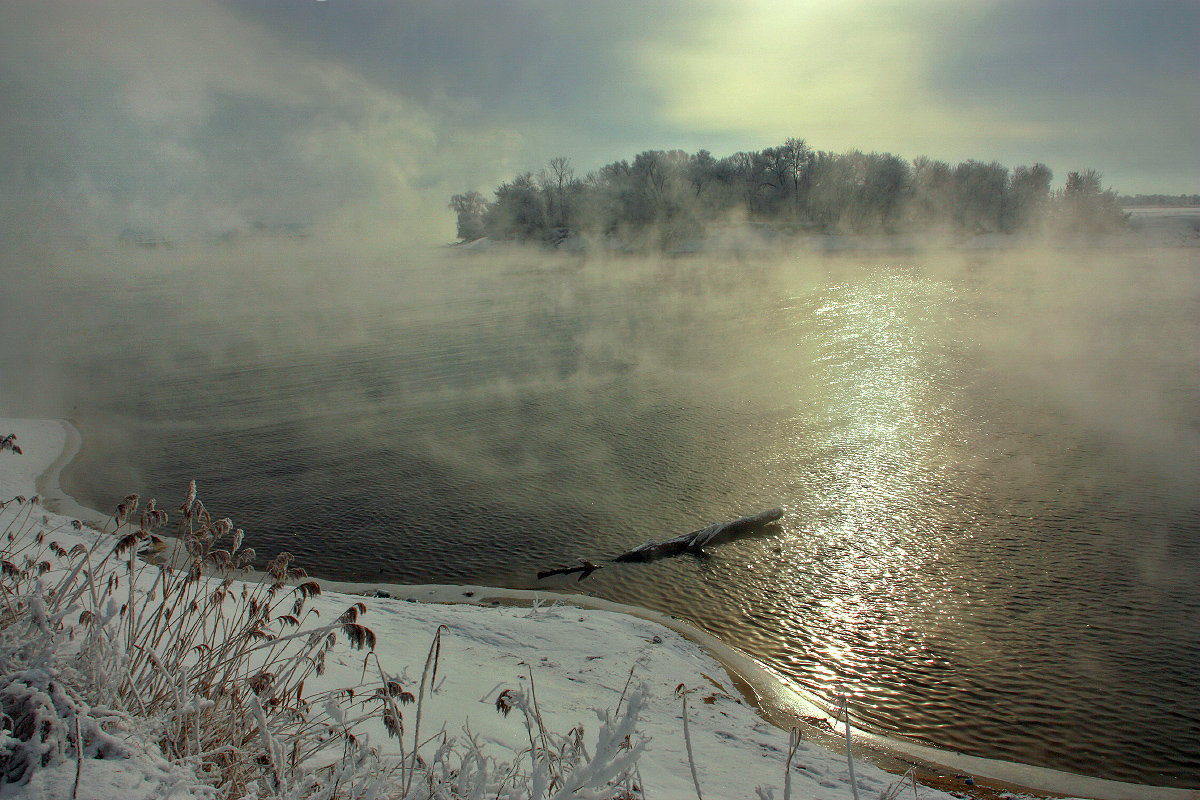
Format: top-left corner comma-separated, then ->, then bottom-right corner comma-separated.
451,140 -> 1130,250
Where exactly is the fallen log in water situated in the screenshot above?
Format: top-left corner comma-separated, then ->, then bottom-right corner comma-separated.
613,507 -> 784,562
536,508 -> 785,580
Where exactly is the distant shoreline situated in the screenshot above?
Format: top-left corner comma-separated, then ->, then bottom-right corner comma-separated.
449,210 -> 1200,257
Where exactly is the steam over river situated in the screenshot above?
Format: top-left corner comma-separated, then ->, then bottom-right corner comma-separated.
8,238 -> 1199,787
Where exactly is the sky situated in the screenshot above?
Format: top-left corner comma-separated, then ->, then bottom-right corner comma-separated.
1,0 -> 1196,242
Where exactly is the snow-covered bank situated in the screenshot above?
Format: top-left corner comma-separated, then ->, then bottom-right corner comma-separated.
2,417 -> 1192,800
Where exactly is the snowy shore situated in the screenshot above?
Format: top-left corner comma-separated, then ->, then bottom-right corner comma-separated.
2,416 -> 1192,800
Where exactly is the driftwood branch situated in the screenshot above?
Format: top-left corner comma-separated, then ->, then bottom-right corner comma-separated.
536,508 -> 784,581
536,560 -> 603,581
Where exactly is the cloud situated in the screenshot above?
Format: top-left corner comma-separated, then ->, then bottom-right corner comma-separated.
213,0 -> 710,173
218,1 -> 675,121
931,0 -> 1200,191
638,2 -> 1023,154
0,0 -> 535,242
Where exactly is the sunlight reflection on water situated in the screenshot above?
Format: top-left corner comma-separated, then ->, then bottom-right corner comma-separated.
770,273 -> 969,710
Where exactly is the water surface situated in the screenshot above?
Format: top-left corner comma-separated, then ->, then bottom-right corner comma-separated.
5,238 -> 1198,787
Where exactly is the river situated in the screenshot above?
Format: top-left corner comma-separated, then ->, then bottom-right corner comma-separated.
4,232 -> 1197,787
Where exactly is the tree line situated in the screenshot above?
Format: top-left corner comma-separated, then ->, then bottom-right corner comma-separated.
1118,193 -> 1200,207
450,140 -> 1129,248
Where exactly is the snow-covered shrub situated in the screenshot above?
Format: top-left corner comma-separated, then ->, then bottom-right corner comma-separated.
490,680 -> 647,799
1,484 -> 650,799
0,666 -> 130,784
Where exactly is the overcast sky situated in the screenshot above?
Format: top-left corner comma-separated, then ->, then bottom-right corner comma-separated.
2,0 -> 1196,242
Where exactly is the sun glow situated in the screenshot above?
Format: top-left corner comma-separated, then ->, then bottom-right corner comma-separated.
637,0 -> 1050,157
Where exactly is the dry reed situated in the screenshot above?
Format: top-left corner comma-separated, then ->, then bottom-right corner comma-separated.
1,478 -> 653,799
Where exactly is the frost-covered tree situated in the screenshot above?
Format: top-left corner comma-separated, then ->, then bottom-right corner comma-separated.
1058,169 -> 1128,233
910,156 -> 955,229
449,191 -> 487,241
862,152 -> 911,231
540,156 -> 575,228
485,173 -> 547,241
1004,163 -> 1053,232
953,160 -> 1009,233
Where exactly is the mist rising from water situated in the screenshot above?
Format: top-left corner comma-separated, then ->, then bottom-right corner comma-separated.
3,230 -> 1198,501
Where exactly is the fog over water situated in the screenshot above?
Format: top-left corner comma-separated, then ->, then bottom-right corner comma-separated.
2,233 -> 1199,787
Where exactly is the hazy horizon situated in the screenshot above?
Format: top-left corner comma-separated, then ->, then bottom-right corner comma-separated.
2,0 -> 1198,246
